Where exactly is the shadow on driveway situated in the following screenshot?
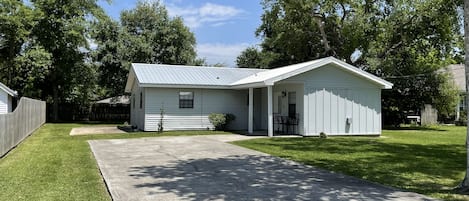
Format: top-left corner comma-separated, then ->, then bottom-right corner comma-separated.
128,155 -> 434,201
89,136 -> 436,201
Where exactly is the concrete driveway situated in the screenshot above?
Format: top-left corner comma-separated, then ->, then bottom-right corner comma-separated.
88,135 -> 436,201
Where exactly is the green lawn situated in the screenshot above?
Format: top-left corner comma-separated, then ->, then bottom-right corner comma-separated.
2,124 -> 469,200
233,126 -> 469,201
0,123 -> 233,201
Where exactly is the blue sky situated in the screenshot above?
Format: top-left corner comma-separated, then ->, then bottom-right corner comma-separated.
98,0 -> 263,66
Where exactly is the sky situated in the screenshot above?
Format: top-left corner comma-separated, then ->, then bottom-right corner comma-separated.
98,0 -> 264,67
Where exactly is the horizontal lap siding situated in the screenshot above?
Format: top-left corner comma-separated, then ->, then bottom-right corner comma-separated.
145,88 -> 248,131
0,91 -> 7,114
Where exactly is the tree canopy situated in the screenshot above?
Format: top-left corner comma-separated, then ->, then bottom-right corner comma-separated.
238,0 -> 463,123
0,0 -> 201,120
93,1 -> 199,97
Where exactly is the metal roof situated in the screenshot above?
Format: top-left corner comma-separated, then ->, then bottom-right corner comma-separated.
125,57 -> 393,92
0,82 -> 17,97
95,95 -> 130,105
232,57 -> 392,89
126,64 -> 266,90
231,58 -> 327,86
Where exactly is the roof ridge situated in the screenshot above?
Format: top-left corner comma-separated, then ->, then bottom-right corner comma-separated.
132,63 -> 267,71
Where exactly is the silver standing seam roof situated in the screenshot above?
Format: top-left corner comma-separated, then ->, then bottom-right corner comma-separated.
132,64 -> 266,87
124,57 -> 393,92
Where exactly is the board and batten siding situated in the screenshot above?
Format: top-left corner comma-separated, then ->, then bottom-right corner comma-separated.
0,90 -> 9,114
144,88 -> 249,131
284,64 -> 382,136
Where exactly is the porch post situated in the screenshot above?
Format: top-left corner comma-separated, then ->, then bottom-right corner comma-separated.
248,88 -> 253,134
267,85 -> 273,137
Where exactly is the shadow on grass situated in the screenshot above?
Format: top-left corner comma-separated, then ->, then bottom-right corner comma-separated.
233,137 -> 466,198
128,155 -> 432,201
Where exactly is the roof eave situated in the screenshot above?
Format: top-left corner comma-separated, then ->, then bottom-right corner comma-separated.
124,66 -> 136,93
139,83 -> 232,89
0,83 -> 18,97
265,57 -> 393,89
230,82 -> 269,89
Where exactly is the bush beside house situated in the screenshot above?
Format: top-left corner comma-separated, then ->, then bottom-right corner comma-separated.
208,113 -> 235,131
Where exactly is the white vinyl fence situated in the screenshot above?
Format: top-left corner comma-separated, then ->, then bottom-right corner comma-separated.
0,97 -> 46,157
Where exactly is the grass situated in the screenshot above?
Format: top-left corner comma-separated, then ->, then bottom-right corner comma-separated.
232,125 -> 469,201
0,123 -> 234,201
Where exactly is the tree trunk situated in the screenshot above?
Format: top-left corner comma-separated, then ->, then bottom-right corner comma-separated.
53,86 -> 59,122
313,14 -> 335,57
456,0 -> 469,193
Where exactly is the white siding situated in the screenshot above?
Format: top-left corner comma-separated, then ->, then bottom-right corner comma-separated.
285,64 -> 382,136
8,95 -> 13,112
130,81 -> 145,130
0,90 -> 8,114
144,88 -> 249,131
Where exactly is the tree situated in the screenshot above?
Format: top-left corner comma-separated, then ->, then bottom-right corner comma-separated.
92,18 -> 128,97
93,1 -> 199,97
360,0 -> 461,124
254,0 -> 370,67
30,0 -> 106,120
236,47 -> 263,68
457,0 -> 469,192
248,0 -> 462,123
0,0 -> 52,97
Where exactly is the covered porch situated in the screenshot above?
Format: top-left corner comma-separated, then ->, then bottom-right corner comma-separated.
245,82 -> 304,137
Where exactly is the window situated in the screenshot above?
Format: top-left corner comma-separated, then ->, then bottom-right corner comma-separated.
132,94 -> 135,109
139,92 -> 143,109
179,92 -> 194,108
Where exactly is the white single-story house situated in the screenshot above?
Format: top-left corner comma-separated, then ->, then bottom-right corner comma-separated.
0,82 -> 18,114
124,57 -> 393,136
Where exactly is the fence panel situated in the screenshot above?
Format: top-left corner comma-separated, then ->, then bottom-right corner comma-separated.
0,97 -> 46,157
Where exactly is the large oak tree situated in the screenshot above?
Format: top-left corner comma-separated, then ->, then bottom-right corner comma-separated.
93,1 -> 199,97
239,0 -> 462,124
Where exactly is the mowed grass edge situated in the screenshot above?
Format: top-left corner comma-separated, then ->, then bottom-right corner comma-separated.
232,126 -> 469,201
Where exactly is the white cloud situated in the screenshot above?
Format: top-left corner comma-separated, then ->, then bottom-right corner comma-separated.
197,43 -> 251,67
166,3 -> 244,29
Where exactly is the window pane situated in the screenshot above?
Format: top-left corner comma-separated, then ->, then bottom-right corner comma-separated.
179,92 -> 194,108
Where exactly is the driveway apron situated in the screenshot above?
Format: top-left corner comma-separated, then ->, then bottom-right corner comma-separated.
88,135 -> 436,201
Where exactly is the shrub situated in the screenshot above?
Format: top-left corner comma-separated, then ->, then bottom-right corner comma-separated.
208,113 -> 236,130
157,108 -> 164,132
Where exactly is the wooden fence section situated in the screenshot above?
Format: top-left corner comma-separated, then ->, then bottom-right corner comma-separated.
0,97 -> 46,157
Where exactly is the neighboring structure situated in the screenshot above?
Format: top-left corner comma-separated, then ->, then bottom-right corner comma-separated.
125,57 -> 393,136
95,95 -> 130,105
0,82 -> 17,114
91,95 -> 130,122
447,64 -> 465,120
